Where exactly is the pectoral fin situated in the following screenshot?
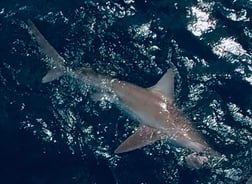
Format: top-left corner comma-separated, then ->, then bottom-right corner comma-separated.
114,125 -> 167,154
148,69 -> 175,102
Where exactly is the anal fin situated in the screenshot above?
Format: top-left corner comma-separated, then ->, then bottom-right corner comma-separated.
114,125 -> 167,154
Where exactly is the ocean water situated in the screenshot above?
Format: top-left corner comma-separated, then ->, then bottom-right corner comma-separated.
0,0 -> 252,183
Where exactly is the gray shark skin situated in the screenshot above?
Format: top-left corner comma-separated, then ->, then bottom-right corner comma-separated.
27,20 -> 220,161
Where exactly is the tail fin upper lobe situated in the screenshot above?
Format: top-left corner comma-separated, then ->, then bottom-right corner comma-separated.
27,19 -> 66,83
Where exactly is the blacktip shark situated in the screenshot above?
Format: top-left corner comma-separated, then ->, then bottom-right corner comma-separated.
27,20 -> 221,168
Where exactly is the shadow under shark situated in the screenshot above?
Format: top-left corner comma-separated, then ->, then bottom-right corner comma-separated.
27,20 -> 221,168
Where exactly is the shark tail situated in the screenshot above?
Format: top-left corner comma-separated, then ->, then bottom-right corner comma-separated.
27,19 -> 66,83
41,67 -> 65,83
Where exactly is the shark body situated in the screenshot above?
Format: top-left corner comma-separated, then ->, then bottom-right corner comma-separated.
27,20 -> 219,158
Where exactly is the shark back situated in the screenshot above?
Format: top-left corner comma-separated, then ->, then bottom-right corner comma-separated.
113,70 -> 220,157
27,20 -> 220,160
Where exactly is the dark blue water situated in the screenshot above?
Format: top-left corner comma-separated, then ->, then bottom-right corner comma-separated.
0,0 -> 252,183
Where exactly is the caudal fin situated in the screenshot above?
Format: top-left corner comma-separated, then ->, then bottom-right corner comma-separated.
41,67 -> 65,83
27,19 -> 66,83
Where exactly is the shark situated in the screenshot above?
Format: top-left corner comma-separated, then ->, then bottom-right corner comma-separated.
27,20 -> 220,167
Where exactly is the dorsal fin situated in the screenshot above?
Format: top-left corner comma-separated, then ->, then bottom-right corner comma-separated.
148,69 -> 175,101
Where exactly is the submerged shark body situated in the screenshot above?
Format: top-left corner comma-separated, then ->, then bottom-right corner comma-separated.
27,20 -> 220,165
